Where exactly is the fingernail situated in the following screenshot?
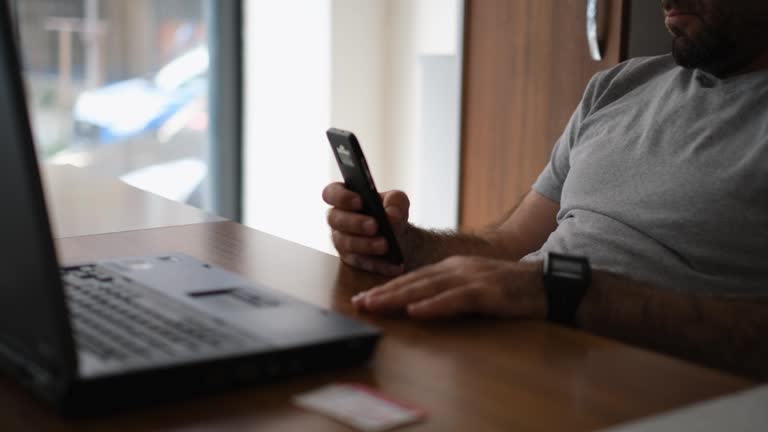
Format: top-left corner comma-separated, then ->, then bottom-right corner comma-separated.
363,219 -> 377,234
385,206 -> 401,219
366,293 -> 385,308
352,198 -> 363,209
360,260 -> 374,272
374,238 -> 388,253
345,254 -> 360,267
351,292 -> 367,303
407,301 -> 429,316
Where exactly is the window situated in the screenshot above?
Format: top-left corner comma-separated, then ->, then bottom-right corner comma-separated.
15,0 -> 212,208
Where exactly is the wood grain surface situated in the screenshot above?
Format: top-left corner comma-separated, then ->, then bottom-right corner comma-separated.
460,0 -> 626,228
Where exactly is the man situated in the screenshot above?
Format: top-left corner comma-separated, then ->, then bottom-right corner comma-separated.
322,0 -> 768,379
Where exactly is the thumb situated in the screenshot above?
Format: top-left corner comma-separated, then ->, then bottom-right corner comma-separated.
381,190 -> 410,225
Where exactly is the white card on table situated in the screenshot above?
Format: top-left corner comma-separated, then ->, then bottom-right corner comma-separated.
293,383 -> 427,431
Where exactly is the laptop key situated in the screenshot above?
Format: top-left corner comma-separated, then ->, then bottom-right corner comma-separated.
63,265 -> 260,365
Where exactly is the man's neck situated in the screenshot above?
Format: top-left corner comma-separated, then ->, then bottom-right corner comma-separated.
721,49 -> 768,78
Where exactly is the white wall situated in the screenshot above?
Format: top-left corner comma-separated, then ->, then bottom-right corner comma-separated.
243,0 -> 463,254
329,0 -> 386,185
378,0 -> 462,229
242,0 -> 332,250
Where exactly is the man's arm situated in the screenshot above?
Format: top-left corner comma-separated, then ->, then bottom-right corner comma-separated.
580,272 -> 768,380
323,182 -> 559,275
400,191 -> 560,269
353,258 -> 768,380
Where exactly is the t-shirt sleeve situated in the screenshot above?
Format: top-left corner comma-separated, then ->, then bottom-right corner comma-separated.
531,72 -> 605,203
531,125 -> 573,203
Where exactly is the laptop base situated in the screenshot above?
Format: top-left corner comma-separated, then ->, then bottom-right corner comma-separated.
45,336 -> 376,416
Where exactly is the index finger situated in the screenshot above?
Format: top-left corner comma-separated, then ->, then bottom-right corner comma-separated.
356,262 -> 450,308
366,262 -> 445,297
322,182 -> 362,211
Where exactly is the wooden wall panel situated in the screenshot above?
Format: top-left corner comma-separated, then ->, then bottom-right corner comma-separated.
459,0 -> 626,229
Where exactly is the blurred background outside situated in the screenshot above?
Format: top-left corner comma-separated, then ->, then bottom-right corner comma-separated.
15,0 -> 211,208
14,0 -> 464,255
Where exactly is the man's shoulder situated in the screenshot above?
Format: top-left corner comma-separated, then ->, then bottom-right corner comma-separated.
584,54 -> 680,109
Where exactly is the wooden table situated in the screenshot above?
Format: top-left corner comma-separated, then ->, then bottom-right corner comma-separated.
0,165 -> 752,431
40,164 -> 224,239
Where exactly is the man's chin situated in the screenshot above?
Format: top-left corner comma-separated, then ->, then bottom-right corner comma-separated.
672,37 -> 704,69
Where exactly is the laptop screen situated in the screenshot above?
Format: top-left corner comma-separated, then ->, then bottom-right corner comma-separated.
0,1 -> 75,377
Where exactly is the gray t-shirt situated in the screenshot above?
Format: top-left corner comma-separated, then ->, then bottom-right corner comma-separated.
523,54 -> 768,295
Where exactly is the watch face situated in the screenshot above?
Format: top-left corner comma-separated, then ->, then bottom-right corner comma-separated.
550,258 -> 585,280
545,253 -> 590,327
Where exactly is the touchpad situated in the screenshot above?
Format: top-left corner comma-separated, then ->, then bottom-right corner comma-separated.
188,288 -> 281,312
188,288 -> 360,348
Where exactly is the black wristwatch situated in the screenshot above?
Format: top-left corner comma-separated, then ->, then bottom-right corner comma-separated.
542,252 -> 591,327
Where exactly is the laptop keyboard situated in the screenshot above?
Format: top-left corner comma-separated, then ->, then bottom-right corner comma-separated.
62,265 -> 259,364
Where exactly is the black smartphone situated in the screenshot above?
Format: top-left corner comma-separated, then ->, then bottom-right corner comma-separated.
326,128 -> 404,265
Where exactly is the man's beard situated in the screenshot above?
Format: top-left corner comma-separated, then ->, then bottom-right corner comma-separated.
670,23 -> 733,72
668,12 -> 764,77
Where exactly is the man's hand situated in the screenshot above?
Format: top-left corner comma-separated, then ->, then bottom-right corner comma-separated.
322,182 -> 410,276
352,256 -> 547,320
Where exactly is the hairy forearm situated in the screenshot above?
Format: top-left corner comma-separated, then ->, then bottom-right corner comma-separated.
579,272 -> 768,380
399,225 -> 491,270
397,191 -> 557,271
399,223 -> 532,271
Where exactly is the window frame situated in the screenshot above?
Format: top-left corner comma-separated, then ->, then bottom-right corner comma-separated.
206,0 -> 244,221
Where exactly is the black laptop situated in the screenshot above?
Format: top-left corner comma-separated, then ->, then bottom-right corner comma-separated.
0,2 -> 378,414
